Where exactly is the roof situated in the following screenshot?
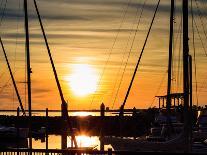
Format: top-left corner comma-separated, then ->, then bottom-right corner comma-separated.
155,93 -> 184,99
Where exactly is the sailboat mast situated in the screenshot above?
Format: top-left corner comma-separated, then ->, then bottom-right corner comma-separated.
24,0 -> 32,149
166,0 -> 174,117
33,0 -> 78,148
183,0 -> 190,152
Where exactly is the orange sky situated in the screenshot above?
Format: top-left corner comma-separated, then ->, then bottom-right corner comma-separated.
0,0 -> 207,110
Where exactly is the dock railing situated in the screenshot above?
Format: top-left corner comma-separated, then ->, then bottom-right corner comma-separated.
0,148 -> 114,155
0,148 -> 157,155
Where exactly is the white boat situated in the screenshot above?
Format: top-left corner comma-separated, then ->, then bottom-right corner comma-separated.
193,109 -> 207,141
102,0 -> 192,152
102,132 -> 184,152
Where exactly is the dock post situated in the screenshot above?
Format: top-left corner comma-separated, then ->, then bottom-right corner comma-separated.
61,104 -> 68,149
61,126 -> 68,149
46,108 -> 48,152
158,98 -> 160,109
17,107 -> 20,155
108,148 -> 112,155
100,103 -> 105,151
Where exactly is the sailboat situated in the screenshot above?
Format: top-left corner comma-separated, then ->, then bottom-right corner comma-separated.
102,0 -> 193,152
0,0 -> 98,151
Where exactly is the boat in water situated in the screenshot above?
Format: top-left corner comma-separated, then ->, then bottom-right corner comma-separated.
102,0 -> 193,152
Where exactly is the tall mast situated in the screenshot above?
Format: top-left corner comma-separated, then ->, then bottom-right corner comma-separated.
183,0 -> 190,152
166,0 -> 174,125
33,0 -> 78,148
24,0 -> 32,149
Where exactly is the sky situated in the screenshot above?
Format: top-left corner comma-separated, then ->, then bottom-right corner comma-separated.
0,0 -> 207,110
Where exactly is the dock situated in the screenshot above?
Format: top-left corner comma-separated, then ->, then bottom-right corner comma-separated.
0,115 -> 149,137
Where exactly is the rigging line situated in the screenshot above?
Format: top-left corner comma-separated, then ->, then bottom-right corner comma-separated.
105,0 -> 147,108
110,9 -> 142,109
112,0 -> 147,107
196,0 -> 207,24
176,14 -> 183,93
173,14 -> 182,93
194,0 -> 207,41
89,0 -> 132,108
197,76 -> 207,96
193,17 -> 207,56
13,0 -> 21,110
149,71 -> 167,108
120,0 -> 160,111
0,78 -> 11,94
33,0 -> 78,147
0,37 -> 26,116
191,0 -> 199,106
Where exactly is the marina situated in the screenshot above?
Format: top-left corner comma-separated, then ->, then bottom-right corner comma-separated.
0,0 -> 207,154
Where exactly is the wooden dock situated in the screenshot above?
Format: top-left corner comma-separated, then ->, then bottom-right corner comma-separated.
0,115 -> 150,137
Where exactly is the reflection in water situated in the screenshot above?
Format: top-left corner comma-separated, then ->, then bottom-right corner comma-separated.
69,135 -> 99,148
72,112 -> 93,116
32,135 -> 113,150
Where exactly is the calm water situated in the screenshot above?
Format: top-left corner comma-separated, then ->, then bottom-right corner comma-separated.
0,111 -> 116,150
32,135 -> 113,150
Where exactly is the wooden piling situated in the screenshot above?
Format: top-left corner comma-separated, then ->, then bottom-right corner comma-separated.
46,108 -> 48,151
100,103 -> 105,151
108,148 -> 112,155
17,107 -> 20,155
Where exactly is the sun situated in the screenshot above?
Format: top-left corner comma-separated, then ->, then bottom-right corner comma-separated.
66,64 -> 98,96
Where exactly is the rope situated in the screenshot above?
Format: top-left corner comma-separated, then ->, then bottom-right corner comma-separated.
193,17 -> 207,56
176,14 -> 183,93
109,23 -> 136,108
149,71 -> 167,108
191,0 -> 199,106
194,0 -> 207,41
12,0 -> 21,110
120,0 -> 161,110
172,6 -> 182,93
89,0 -> 132,108
112,0 -> 147,108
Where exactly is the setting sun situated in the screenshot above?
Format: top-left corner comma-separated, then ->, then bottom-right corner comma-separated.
66,64 -> 98,97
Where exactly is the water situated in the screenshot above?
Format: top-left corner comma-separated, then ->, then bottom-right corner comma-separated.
31,135 -> 113,150
0,111 -> 116,150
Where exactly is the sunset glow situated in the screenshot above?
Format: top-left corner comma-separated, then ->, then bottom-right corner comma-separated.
0,0 -> 207,110
66,64 -> 98,97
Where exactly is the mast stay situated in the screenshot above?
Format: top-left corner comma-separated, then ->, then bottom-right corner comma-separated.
33,0 -> 78,148
0,37 -> 26,116
119,0 -> 160,116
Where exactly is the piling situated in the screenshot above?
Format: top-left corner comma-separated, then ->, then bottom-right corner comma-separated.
46,108 -> 49,151
100,103 -> 105,151
108,148 -> 112,155
17,107 -> 20,155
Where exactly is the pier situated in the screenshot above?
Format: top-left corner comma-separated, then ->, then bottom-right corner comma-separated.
0,114 -> 149,137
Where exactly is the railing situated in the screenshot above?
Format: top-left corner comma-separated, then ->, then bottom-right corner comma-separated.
0,148 -> 111,155
0,148 -> 158,155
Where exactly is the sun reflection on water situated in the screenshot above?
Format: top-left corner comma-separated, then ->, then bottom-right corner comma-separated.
70,135 -> 98,148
